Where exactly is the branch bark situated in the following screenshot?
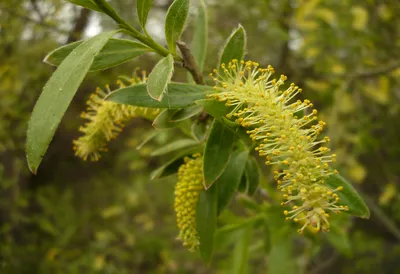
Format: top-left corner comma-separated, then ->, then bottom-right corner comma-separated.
176,41 -> 204,85
66,8 -> 91,43
355,62 -> 400,78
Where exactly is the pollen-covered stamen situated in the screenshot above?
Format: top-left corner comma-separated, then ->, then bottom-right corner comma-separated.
73,75 -> 160,161
210,60 -> 346,233
174,154 -> 203,251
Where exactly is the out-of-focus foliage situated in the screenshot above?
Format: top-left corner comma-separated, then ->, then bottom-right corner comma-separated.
1,0 -> 400,273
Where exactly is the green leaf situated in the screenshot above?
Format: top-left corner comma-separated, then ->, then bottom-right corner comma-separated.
191,0 -> 208,72
219,25 -> 247,66
26,31 -> 117,174
147,54 -> 174,101
265,207 -> 297,274
245,157 -> 261,196
196,183 -> 218,262
137,0 -> 153,30
325,174 -> 370,218
165,0 -> 190,54
152,109 -> 179,129
136,129 -> 160,150
191,120 -> 209,143
263,219 -> 271,253
66,0 -> 102,12
217,150 -> 249,214
325,222 -> 352,257
106,83 -> 212,108
170,105 -> 203,122
222,117 -> 253,147
238,173 -> 248,193
150,147 -> 201,180
44,39 -> 153,71
195,99 -> 231,119
231,226 -> 252,274
203,119 -> 235,188
150,139 -> 198,156
268,238 -> 297,274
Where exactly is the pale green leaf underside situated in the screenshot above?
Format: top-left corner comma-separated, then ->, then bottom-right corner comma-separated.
191,0 -> 208,72
165,0 -> 190,53
137,0 -> 154,29
44,38 -> 152,71
26,31 -> 117,174
147,54 -> 174,101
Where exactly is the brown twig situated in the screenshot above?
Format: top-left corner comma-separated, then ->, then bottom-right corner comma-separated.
176,41 -> 204,85
67,8 -> 91,43
355,62 -> 400,78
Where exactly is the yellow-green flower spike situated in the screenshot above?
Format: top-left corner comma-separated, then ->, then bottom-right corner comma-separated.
73,73 -> 160,161
209,59 -> 347,233
174,154 -> 203,251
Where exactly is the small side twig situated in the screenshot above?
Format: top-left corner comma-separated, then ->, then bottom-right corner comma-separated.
176,41 -> 204,85
355,62 -> 400,78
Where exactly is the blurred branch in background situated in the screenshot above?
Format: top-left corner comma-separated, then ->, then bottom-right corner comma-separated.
66,8 -> 91,43
355,61 -> 400,79
0,4 -> 69,34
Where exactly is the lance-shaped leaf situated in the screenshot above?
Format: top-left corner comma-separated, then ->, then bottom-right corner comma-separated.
191,120 -> 209,143
325,174 -> 370,218
44,39 -> 153,71
147,54 -> 174,101
170,105 -> 203,122
325,222 -> 352,257
191,0 -> 208,72
203,119 -> 235,188
196,183 -> 218,262
26,31 -> 117,174
137,0 -> 153,30
150,139 -> 198,156
219,25 -> 246,66
245,156 -> 261,196
217,150 -> 249,214
231,226 -> 252,274
195,99 -> 231,119
150,147 -> 201,180
106,83 -> 212,108
66,0 -> 102,12
152,109 -> 179,129
165,0 -> 189,54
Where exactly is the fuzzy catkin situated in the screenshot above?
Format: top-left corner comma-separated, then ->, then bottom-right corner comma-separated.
209,60 -> 347,233
174,155 -> 203,251
73,75 -> 160,161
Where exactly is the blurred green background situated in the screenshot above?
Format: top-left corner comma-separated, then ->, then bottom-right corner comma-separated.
1,0 -> 400,273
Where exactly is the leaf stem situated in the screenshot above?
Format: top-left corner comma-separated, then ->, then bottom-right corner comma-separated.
93,0 -> 182,61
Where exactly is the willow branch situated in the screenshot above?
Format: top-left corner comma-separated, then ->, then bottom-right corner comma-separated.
355,62 -> 400,78
176,41 -> 204,85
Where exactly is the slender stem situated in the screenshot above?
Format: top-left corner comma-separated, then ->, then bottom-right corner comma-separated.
120,29 -> 173,58
93,0 -> 182,61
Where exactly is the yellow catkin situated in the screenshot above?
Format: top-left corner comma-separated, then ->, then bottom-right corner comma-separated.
73,73 -> 160,161
209,60 -> 347,233
174,154 -> 203,251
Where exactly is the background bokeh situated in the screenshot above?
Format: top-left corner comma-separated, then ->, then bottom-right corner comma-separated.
1,0 -> 400,273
